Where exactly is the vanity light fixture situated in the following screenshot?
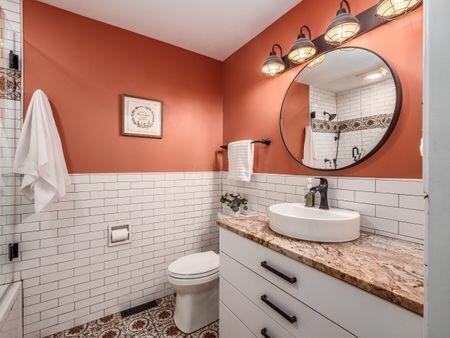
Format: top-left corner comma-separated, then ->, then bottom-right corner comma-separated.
324,0 -> 360,45
287,25 -> 317,64
261,44 -> 285,77
375,0 -> 422,20
306,54 -> 326,68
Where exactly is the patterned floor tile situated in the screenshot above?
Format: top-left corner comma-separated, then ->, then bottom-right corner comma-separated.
47,294 -> 219,338
186,322 -> 219,338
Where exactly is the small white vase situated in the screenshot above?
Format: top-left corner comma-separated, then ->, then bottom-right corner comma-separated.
231,209 -> 241,217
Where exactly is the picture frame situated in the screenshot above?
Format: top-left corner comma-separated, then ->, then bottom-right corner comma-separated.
122,94 -> 163,138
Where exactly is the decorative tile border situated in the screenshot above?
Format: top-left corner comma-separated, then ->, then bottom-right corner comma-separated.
311,113 -> 394,133
0,68 -> 21,101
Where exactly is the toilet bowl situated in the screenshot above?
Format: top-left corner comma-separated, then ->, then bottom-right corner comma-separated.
167,251 -> 220,333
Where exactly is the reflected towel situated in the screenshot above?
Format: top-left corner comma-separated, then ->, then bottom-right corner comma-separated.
227,140 -> 254,182
302,126 -> 317,167
14,89 -> 71,213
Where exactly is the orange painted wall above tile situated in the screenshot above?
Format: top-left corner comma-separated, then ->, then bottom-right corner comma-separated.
24,0 -> 423,178
223,0 -> 423,178
23,0 -> 223,173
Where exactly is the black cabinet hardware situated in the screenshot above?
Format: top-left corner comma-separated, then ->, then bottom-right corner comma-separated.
261,261 -> 297,284
261,328 -> 271,338
261,294 -> 297,323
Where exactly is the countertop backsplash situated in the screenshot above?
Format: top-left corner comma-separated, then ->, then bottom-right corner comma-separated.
222,172 -> 425,244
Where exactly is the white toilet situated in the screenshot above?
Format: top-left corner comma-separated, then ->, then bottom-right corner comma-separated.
167,251 -> 220,333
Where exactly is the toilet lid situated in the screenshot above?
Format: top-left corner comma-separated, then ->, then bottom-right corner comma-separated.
168,251 -> 219,279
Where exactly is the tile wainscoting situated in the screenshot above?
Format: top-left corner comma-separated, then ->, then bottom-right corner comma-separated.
2,169 -> 425,338
222,172 -> 425,243
3,172 -> 220,337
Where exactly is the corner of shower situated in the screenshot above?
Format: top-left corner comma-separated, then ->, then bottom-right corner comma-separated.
0,3 -> 23,337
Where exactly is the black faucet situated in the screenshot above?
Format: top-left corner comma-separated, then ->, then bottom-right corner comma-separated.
310,177 -> 329,210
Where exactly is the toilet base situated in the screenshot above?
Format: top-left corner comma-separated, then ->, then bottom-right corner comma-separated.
173,279 -> 219,333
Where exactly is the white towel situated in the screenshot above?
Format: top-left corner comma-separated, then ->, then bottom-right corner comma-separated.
227,140 -> 254,182
14,89 -> 71,213
302,126 -> 317,167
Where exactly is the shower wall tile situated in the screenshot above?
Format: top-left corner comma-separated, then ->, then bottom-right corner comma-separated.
0,0 -> 22,290
309,79 -> 396,168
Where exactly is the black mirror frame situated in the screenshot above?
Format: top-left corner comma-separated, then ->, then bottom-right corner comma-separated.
279,46 -> 402,171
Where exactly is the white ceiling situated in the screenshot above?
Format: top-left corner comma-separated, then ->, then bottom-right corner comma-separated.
37,0 -> 301,61
298,49 -> 392,92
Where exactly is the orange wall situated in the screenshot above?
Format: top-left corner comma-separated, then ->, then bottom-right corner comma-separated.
24,0 -> 223,173
223,0 -> 423,178
25,0 -> 423,178
280,82 -> 310,160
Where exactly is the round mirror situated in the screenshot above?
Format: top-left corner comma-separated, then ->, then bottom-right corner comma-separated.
280,47 -> 401,170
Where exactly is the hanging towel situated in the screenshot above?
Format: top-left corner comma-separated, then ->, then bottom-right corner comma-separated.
302,126 -> 317,167
227,140 -> 254,182
14,89 -> 71,213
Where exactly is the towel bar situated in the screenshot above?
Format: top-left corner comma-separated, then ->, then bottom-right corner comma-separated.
220,138 -> 271,150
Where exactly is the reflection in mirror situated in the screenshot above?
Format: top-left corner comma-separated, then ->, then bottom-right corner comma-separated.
280,47 -> 400,170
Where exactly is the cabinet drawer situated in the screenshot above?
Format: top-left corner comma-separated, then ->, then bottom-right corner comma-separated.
220,228 -> 423,338
220,301 -> 256,338
221,276 -> 294,338
221,252 -> 355,338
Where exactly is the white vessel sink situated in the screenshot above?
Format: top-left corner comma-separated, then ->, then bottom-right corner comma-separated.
268,203 -> 360,242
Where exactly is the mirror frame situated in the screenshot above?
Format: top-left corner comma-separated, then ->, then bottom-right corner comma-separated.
279,46 -> 403,171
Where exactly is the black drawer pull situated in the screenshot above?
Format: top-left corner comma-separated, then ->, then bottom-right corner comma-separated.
261,261 -> 297,284
261,328 -> 271,338
261,294 -> 297,323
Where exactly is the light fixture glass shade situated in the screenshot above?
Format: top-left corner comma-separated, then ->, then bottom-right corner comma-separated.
262,45 -> 285,77
325,1 -> 360,45
376,0 -> 422,19
324,13 -> 360,45
288,39 -> 316,63
306,54 -> 326,68
288,26 -> 317,64
262,54 -> 285,77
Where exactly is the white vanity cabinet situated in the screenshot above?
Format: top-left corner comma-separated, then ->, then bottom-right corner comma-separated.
219,228 -> 423,338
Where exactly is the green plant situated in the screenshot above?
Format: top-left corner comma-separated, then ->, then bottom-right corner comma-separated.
220,193 -> 248,212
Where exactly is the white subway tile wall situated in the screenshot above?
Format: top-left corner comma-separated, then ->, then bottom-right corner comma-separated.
12,172 -> 221,337
310,86 -> 337,118
222,173 -> 425,244
309,86 -> 337,169
336,79 -> 395,120
308,79 -> 396,168
0,0 -> 22,286
335,79 -> 395,167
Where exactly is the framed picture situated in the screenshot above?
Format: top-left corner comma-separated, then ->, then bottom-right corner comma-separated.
122,94 -> 163,138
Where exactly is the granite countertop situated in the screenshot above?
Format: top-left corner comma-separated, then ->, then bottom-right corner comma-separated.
217,215 -> 424,315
